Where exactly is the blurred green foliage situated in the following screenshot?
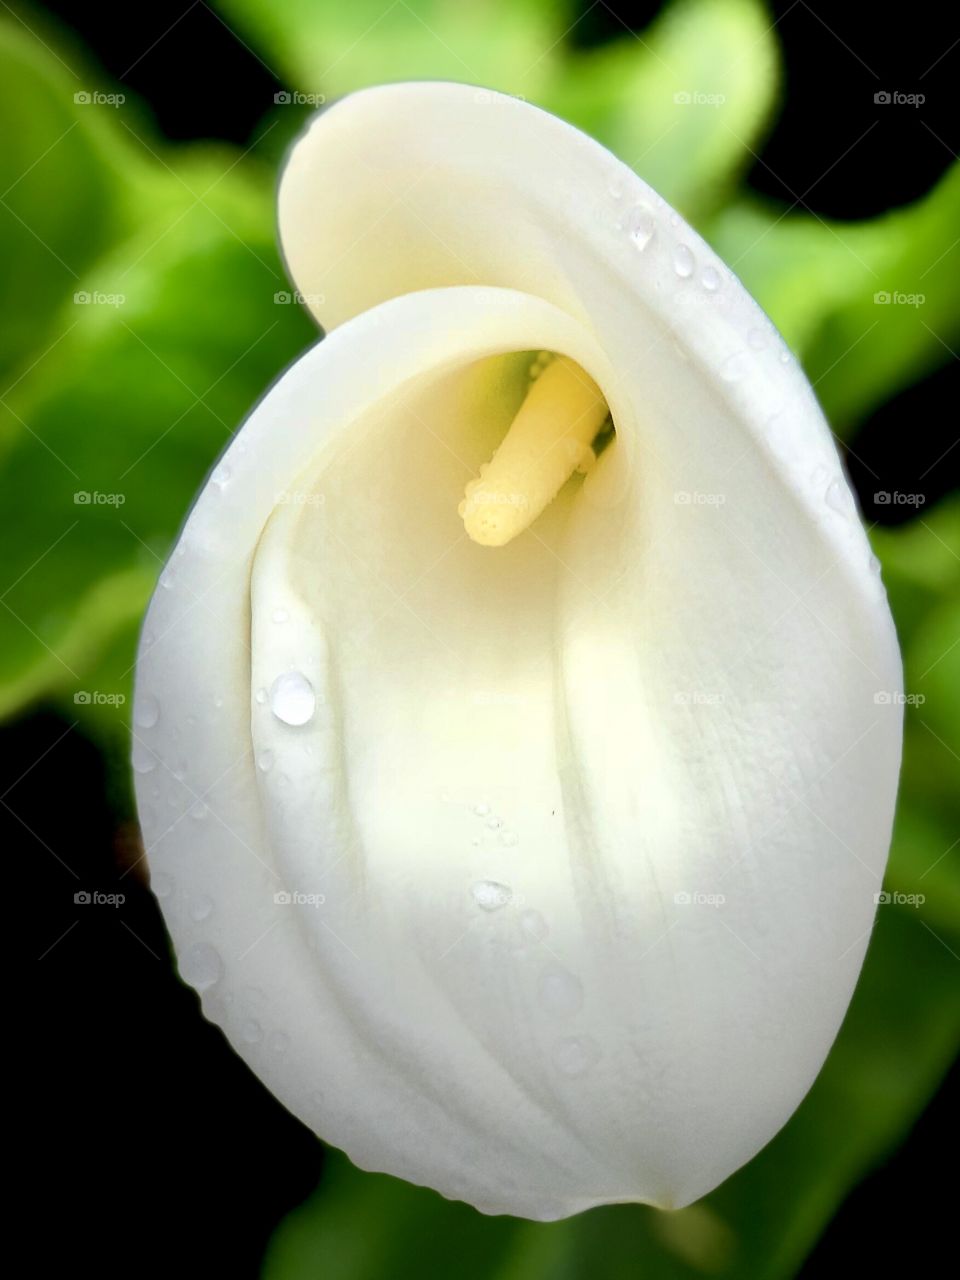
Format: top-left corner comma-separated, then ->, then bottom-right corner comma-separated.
2,1 -> 958,1276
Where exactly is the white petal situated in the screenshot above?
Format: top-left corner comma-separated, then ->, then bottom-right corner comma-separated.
138,84 -> 902,1220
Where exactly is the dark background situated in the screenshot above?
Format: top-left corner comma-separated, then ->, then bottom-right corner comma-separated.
14,2 -> 958,1275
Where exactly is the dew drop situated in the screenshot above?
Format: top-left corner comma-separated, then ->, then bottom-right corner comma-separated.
673,244 -> 695,278
779,347 -> 792,363
825,478 -> 847,514
257,749 -> 275,773
134,694 -> 160,729
520,909 -> 549,941
190,895 -> 213,922
721,352 -> 747,382
631,208 -> 656,252
272,608 -> 289,624
132,743 -> 157,774
607,178 -> 623,199
538,968 -> 584,1017
554,1035 -> 601,1077
180,942 -> 222,991
486,816 -> 503,831
471,880 -> 513,911
270,671 -> 316,726
869,553 -> 882,575
473,802 -> 490,817
152,871 -> 174,899
501,831 -> 519,847
212,465 -> 231,489
158,569 -> 175,591
747,327 -> 767,351
701,265 -> 721,291
189,801 -> 207,821
255,687 -> 267,705
241,1019 -> 263,1044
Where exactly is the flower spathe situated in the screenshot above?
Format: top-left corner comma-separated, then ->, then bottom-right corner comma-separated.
133,82 -> 902,1220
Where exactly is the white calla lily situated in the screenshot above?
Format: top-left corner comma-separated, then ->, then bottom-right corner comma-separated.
134,83 -> 902,1220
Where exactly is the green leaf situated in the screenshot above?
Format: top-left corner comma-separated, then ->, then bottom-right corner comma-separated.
0,161 -> 314,729
216,0 -> 569,102
543,0 -> 781,220
0,19 -> 142,377
708,162 -> 960,433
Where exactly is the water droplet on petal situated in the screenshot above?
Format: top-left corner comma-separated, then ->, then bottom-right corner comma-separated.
721,353 -> 747,382
825,478 -> 847,514
747,327 -> 767,351
189,802 -> 207,821
673,245 -> 695,278
257,749 -> 274,773
520,909 -> 549,941
272,608 -> 289,624
472,880 -> 512,911
502,831 -> 519,847
869,553 -> 882,575
473,802 -> 490,817
554,1035 -> 601,1077
135,694 -> 160,729
152,872 -> 174,899
132,743 -> 157,774
701,265 -> 721,291
270,671 -> 316,726
190,895 -> 213,922
212,465 -> 231,489
631,208 -> 656,252
538,968 -> 584,1017
255,687 -> 267,705
180,942 -> 222,991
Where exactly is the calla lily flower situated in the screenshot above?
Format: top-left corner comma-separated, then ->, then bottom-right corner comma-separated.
134,82 -> 902,1220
